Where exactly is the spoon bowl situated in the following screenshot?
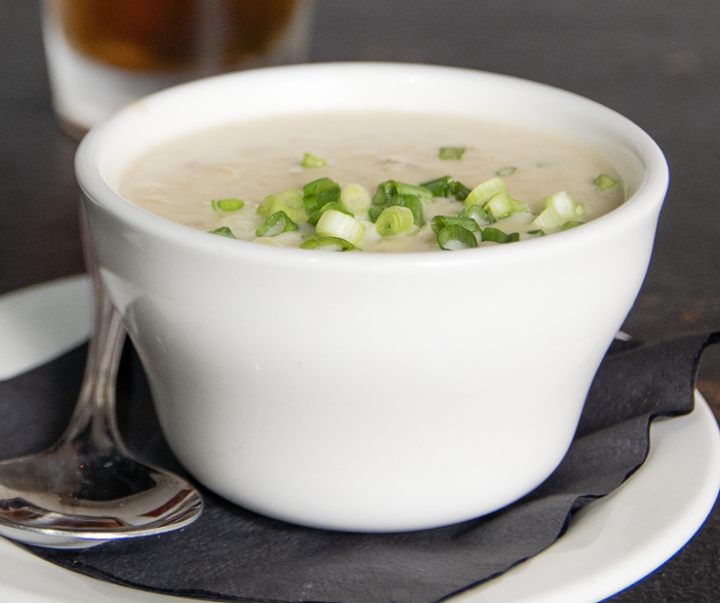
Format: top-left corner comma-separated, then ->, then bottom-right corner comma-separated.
0,220 -> 203,549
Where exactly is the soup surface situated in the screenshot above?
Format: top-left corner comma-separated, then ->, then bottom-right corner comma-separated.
120,111 -> 624,252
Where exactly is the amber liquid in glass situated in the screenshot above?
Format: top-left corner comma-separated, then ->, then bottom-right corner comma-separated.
57,0 -> 301,72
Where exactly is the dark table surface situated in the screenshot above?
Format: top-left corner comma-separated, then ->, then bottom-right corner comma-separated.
1,1 -> 720,601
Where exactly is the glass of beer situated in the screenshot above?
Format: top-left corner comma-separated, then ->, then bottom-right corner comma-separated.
41,0 -> 314,138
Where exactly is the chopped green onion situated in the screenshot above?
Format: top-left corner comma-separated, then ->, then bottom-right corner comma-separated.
431,215 -> 480,234
531,206 -> 565,230
449,181 -> 472,201
373,180 -> 434,207
255,211 -> 299,237
436,225 -> 478,250
459,204 -> 491,226
483,193 -> 514,221
211,198 -> 245,212
560,220 -> 585,231
277,188 -> 305,207
481,227 -> 519,244
373,180 -> 398,206
368,206 -> 385,223
394,182 -> 434,202
299,235 -> 358,251
257,191 -> 307,223
527,229 -> 545,236
375,206 -> 415,236
207,226 -> 236,239
420,175 -> 471,201
465,177 -> 509,207
595,173 -> 618,190
439,147 -> 466,160
479,192 -> 530,221
340,183 -> 372,215
315,209 -> 366,245
301,153 -> 328,168
533,191 -> 585,229
509,197 -> 532,215
388,193 -> 424,226
303,178 -> 341,214
496,166 -> 517,177
307,202 -> 354,226
422,176 -> 455,197
541,191 -> 583,218
256,196 -> 281,218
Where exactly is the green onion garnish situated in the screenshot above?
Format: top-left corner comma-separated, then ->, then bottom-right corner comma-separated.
394,182 -> 434,202
595,173 -> 618,190
465,177 -> 509,207
451,181 -> 472,202
315,209 -> 366,245
420,175 -> 471,201
496,167 -> 517,177
481,227 -> 519,244
509,197 -> 532,215
257,195 -> 282,217
209,169 -> 593,251
277,188 -> 305,207
431,215 -> 480,234
388,194 -> 424,226
257,190 -> 306,223
436,225 -> 478,250
372,180 -> 433,206
368,206 -> 385,223
542,191 -> 585,218
531,205 -> 564,230
532,191 -> 585,230
255,211 -> 299,237
375,206 -> 415,236
299,235 -> 358,251
481,193 -> 532,221
439,147 -> 466,160
211,198 -> 245,212
303,178 -> 341,215
483,193 -> 514,221
458,204 -> 491,226
301,153 -> 328,168
421,176 -> 453,196
207,226 -> 236,238
307,202 -> 353,226
373,180 -> 397,206
340,183 -> 372,215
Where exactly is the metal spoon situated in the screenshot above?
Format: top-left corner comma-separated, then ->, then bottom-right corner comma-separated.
0,218 -> 203,549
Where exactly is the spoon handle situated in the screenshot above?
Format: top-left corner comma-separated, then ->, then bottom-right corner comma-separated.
58,209 -> 128,453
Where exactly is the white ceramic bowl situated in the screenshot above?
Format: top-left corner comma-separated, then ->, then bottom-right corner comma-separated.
76,63 -> 668,532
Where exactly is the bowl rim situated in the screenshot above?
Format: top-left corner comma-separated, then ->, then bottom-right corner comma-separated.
76,61 -> 669,269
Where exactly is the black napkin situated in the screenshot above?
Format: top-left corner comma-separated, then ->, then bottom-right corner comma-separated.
2,333 -> 717,603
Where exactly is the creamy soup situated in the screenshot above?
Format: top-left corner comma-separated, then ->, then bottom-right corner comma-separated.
120,111 -> 624,252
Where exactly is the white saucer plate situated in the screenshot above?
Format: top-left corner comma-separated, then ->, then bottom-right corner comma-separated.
0,277 -> 718,603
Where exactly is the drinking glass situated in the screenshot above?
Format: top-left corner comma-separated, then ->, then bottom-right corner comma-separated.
42,0 -> 314,138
